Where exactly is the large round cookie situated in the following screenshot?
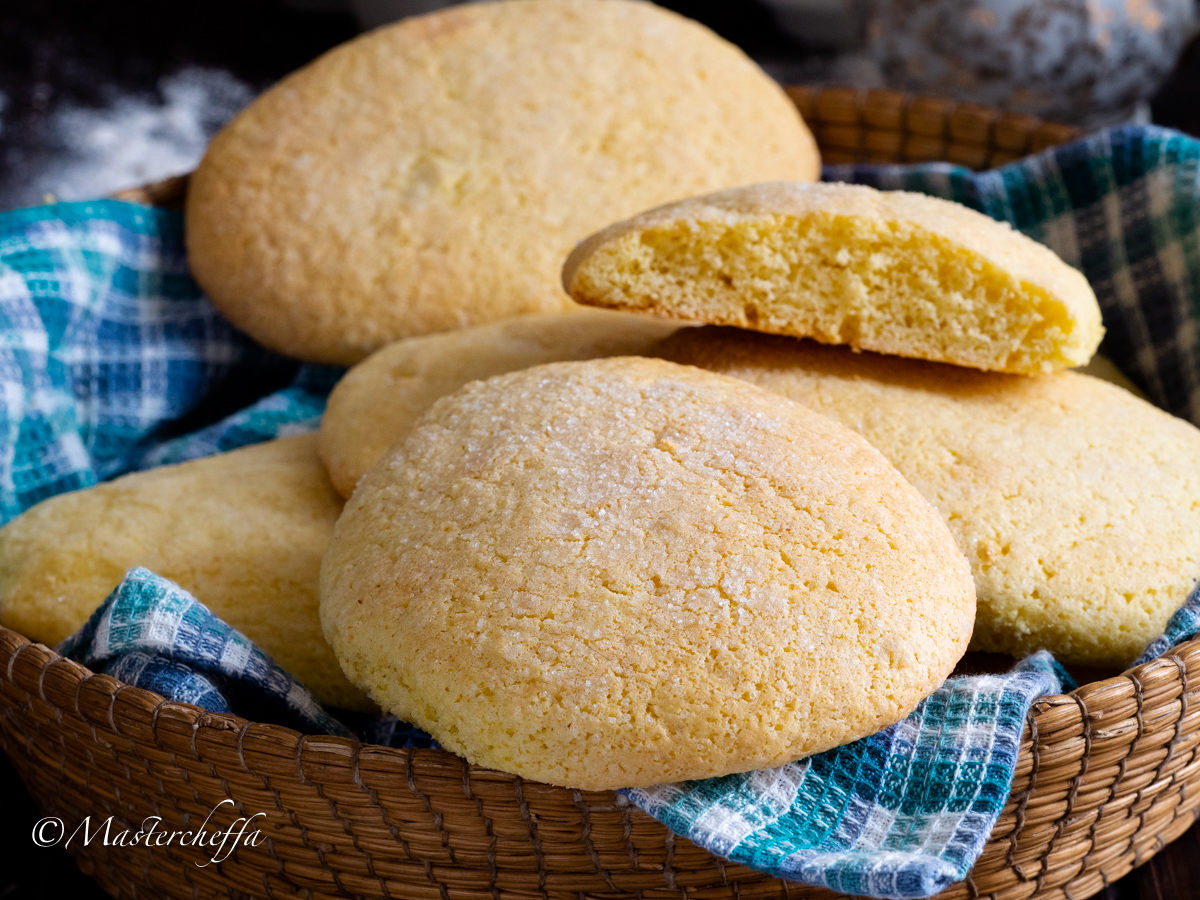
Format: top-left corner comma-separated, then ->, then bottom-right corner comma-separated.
563,181 -> 1103,374
657,326 -> 1200,668
321,357 -> 975,789
187,0 -> 819,365
0,435 -> 372,712
319,309 -> 683,496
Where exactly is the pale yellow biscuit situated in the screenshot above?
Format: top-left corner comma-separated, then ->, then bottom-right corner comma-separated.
321,357 -> 975,789
319,309 -> 684,497
657,327 -> 1200,668
322,314 -> 1144,499
186,0 -> 819,365
0,435 -> 372,712
564,181 -> 1103,374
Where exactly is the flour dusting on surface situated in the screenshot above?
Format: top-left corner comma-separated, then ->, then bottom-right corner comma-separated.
31,67 -> 254,203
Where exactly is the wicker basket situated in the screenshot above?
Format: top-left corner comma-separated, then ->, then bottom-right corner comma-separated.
5,87 -> 1194,900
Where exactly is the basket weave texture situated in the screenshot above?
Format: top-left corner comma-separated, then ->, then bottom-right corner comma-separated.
3,87 -> 1194,900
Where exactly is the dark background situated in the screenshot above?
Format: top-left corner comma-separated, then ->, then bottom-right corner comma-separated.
1,1 -> 1199,897
2,0 -> 1198,212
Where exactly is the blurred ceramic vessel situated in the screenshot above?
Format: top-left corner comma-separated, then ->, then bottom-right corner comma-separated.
304,0 -> 1196,128
861,0 -> 1197,127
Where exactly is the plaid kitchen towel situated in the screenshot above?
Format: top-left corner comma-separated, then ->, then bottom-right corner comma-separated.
57,567 -> 435,747
10,122 -> 1200,900
58,567 -> 355,739
624,654 -> 1070,899
0,199 -> 332,524
132,363 -> 344,469
1135,580 -> 1200,666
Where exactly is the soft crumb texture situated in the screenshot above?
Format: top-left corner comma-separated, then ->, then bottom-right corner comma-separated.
658,327 -> 1200,668
186,0 -> 819,365
319,309 -> 684,497
321,357 -> 975,789
564,181 -> 1103,374
0,435 -> 373,712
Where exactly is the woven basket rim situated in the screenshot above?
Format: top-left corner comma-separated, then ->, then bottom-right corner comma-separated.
6,620 -> 1199,768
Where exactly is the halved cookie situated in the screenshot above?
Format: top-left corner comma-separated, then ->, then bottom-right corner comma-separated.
564,181 -> 1103,374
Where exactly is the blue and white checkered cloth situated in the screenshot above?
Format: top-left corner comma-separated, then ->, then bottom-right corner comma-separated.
0,199 -> 332,522
626,653 -> 1070,899
59,567 -> 354,739
6,123 -> 1200,899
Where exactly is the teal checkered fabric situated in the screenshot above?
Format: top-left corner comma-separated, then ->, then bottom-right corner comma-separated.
59,567 -> 355,738
133,363 -> 343,469
10,123 -> 1200,900
1136,580 -> 1200,665
0,199 -> 330,523
625,654 -> 1069,899
58,568 -> 438,749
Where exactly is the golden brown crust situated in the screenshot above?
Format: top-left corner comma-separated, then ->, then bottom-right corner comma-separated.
186,0 -> 819,364
317,310 -> 684,496
320,357 -> 975,789
0,435 -> 374,712
658,327 -> 1200,667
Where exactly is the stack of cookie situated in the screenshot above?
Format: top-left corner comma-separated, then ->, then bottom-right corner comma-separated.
314,176 -> 1200,789
4,0 -> 1200,794
558,179 -> 1200,674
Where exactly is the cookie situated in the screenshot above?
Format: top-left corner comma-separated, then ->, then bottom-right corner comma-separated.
318,309 -> 684,497
186,0 -> 819,365
564,181 -> 1103,374
320,357 -> 975,789
657,326 -> 1200,667
321,314 -> 1144,500
0,435 -> 372,712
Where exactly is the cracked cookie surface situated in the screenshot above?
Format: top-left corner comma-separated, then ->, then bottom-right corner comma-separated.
318,309 -> 683,497
187,0 -> 818,364
658,327 -> 1200,668
320,357 -> 974,788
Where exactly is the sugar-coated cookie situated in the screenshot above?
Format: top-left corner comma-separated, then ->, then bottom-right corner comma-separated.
657,327 -> 1200,667
318,310 -> 683,496
564,181 -> 1103,374
0,435 -> 373,712
186,0 -> 819,365
320,357 -> 975,789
